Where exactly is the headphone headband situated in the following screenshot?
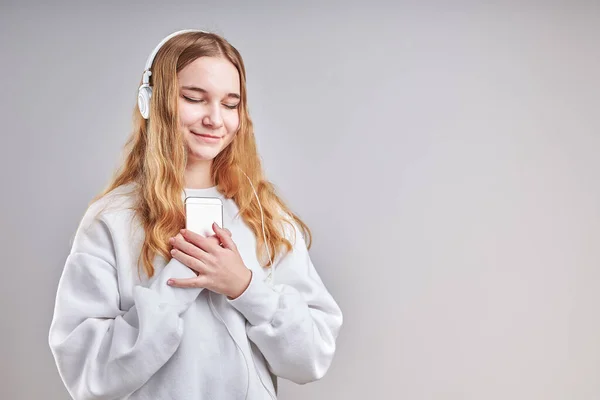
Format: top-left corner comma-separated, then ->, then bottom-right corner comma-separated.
141,29 -> 208,85
138,29 -> 208,119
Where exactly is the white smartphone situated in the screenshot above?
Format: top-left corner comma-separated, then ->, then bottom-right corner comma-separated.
184,197 -> 224,237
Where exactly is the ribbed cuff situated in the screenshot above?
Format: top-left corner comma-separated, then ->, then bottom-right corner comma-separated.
227,270 -> 279,326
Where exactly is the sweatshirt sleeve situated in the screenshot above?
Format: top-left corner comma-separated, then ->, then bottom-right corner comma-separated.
227,220 -> 343,384
48,203 -> 202,400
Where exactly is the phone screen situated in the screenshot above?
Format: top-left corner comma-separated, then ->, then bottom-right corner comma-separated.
185,197 -> 224,237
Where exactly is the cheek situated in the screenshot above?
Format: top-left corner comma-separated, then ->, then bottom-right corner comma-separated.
225,112 -> 240,133
178,101 -> 199,126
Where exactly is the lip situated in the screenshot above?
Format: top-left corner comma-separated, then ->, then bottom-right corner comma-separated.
191,131 -> 223,143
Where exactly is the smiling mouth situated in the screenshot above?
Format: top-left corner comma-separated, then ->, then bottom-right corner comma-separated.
192,131 -> 222,139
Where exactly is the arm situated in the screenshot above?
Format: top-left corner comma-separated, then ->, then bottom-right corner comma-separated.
48,205 -> 202,400
227,221 -> 343,384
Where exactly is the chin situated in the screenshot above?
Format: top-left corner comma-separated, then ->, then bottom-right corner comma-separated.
184,134 -> 233,162
188,148 -> 220,162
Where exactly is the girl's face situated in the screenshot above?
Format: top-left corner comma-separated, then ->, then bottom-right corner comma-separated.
177,56 -> 241,163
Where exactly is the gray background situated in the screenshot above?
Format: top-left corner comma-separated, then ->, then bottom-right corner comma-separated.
1,0 -> 600,399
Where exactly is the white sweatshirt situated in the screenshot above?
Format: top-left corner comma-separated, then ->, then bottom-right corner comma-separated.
48,183 -> 343,400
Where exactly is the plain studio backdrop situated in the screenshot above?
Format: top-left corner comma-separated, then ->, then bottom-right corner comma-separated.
1,0 -> 599,399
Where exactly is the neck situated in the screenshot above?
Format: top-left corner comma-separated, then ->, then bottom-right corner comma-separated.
184,158 -> 214,189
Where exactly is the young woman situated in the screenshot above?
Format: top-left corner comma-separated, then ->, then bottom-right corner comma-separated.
48,29 -> 343,400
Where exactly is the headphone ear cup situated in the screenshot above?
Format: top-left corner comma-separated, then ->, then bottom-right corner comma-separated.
137,85 -> 152,119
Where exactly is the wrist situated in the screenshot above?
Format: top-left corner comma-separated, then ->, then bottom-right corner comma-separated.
228,269 -> 252,300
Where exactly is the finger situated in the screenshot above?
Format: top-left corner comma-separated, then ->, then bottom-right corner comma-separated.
181,229 -> 221,254
211,229 -> 231,237
206,227 -> 230,239
207,234 -> 226,248
168,233 -> 183,246
171,233 -> 211,262
212,222 -> 237,250
167,276 -> 207,288
170,248 -> 207,274
206,235 -> 222,246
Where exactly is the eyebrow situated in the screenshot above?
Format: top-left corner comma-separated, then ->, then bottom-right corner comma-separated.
181,85 -> 240,100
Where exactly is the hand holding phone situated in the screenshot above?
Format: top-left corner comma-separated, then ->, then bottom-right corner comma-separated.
171,198 -> 250,297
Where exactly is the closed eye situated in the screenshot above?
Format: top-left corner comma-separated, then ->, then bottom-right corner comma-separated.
183,96 -> 238,109
183,95 -> 205,103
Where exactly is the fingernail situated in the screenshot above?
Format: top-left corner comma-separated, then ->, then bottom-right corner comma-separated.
180,229 -> 186,235
171,249 -> 176,255
169,237 -> 174,244
167,279 -> 174,285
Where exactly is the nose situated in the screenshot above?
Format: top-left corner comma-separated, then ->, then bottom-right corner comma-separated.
202,104 -> 224,129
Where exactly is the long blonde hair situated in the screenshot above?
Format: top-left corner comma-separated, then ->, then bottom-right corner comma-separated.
91,31 -> 311,277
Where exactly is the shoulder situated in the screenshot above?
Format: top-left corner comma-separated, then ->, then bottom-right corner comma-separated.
74,182 -> 140,251
87,182 -> 139,219
276,208 -> 309,250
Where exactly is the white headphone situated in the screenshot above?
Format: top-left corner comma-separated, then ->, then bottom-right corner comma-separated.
138,29 -> 208,120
